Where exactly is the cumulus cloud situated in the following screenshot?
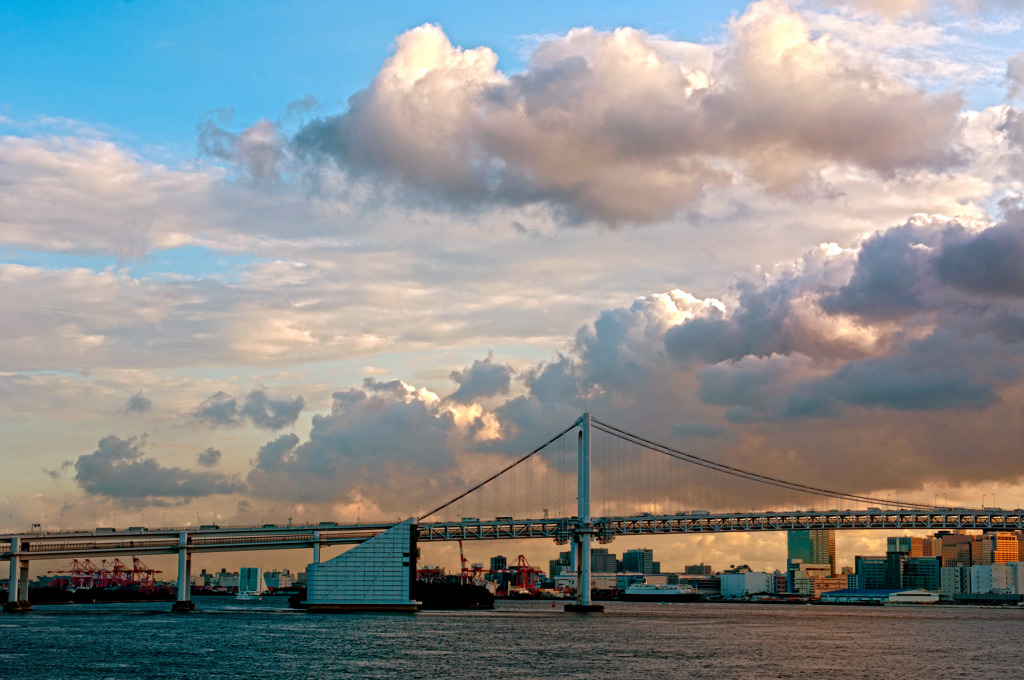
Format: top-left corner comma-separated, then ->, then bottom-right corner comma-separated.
448,353 -> 514,404
460,210 -> 1024,494
73,434 -> 246,505
196,447 -> 222,468
189,388 -> 305,430
292,1 -> 967,223
124,391 -> 153,415
247,378 -> 460,510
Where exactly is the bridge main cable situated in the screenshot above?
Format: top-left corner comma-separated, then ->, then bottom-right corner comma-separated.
591,418 -> 936,511
418,420 -> 582,521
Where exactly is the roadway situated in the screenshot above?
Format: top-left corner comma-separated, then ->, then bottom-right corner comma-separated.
3,508 -> 1023,561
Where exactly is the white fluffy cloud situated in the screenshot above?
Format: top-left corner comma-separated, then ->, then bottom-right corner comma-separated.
294,1 -> 967,223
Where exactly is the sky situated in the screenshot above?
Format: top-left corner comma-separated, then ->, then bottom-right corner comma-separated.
3,0 -> 1024,576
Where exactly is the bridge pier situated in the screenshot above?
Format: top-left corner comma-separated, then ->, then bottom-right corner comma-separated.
172,531 -> 194,612
3,537 -> 32,613
565,412 -> 603,614
313,530 -> 321,564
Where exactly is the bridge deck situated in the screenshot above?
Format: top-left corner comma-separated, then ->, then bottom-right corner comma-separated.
3,510 -> 1022,561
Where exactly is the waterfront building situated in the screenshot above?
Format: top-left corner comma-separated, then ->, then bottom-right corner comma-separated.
213,568 -> 239,589
1009,562 -> 1024,594
720,572 -> 772,598
790,562 -> 840,597
677,574 -> 721,597
941,566 -> 971,595
304,519 -> 418,612
971,563 -> 1013,594
788,530 -> 836,575
902,557 -> 941,591
888,589 -> 940,604
819,589 -> 900,604
549,549 -> 617,577
854,556 -> 887,590
619,548 -> 659,575
264,569 -> 295,589
684,563 -> 712,576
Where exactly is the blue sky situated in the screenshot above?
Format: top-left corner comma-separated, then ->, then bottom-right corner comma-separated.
1,1 -> 736,154
3,0 -> 1024,573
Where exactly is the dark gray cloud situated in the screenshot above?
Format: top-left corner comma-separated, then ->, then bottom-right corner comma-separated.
820,223 -> 936,321
124,392 -> 152,415
448,354 -> 514,404
196,447 -> 222,468
247,379 -> 459,509
190,388 -> 305,431
73,435 -> 246,505
934,222 -> 1024,298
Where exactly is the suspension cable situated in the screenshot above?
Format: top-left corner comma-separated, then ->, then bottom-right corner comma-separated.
418,420 -> 580,521
592,418 -> 935,510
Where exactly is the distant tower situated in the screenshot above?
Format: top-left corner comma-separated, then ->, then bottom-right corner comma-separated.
787,529 -> 836,575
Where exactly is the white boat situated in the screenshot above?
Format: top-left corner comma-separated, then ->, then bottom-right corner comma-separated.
622,581 -> 700,602
236,566 -> 268,601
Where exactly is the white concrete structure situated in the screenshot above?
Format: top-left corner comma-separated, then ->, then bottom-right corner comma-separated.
721,572 -> 772,598
1008,562 -> 1024,595
971,563 -> 1013,594
941,566 -> 971,595
304,519 -> 419,612
888,590 -> 940,604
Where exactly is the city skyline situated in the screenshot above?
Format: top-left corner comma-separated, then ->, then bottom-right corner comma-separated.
4,0 -> 1024,575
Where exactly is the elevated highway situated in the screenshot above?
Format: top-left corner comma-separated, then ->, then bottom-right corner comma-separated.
4,508 -> 1023,561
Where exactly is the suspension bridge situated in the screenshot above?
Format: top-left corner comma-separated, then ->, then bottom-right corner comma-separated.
3,413 -> 1021,612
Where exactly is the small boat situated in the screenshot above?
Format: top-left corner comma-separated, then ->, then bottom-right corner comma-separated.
236,566 -> 268,601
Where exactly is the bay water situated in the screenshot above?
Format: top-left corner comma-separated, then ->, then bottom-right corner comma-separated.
1,597 -> 1021,679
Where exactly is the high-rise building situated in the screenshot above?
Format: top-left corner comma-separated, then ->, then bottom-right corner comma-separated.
854,556 -> 887,590
591,548 -> 618,573
549,551 -> 571,578
902,557 -> 941,591
937,532 -> 974,567
490,555 -> 507,571
982,532 -> 1019,564
887,536 -> 924,557
619,548 -> 659,574
685,563 -> 712,576
788,530 -> 836,575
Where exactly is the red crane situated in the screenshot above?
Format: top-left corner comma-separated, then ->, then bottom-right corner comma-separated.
48,557 -> 162,590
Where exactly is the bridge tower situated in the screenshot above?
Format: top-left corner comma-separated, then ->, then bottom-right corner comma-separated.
565,412 -> 603,613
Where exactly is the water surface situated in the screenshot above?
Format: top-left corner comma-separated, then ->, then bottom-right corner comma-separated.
2,597 -> 1021,679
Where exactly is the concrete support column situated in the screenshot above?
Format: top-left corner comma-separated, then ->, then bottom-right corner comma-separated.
3,537 -> 31,613
577,413 -> 592,607
313,530 -> 321,564
172,531 -> 194,612
17,560 -> 29,601
6,536 -> 17,593
566,412 -> 602,613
